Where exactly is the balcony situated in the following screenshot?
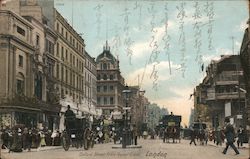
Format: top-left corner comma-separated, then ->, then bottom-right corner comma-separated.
216,92 -> 245,100
216,80 -> 239,85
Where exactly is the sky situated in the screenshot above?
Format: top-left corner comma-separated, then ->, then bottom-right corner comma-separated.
54,0 -> 249,126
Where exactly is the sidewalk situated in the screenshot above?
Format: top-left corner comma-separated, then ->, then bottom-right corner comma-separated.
1,146 -> 62,153
0,146 -> 62,159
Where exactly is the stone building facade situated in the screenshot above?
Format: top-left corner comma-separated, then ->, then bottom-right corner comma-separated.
96,41 -> 125,116
0,0 -> 98,130
0,8 -> 60,129
84,51 -> 97,116
239,16 -> 250,136
194,55 -> 246,129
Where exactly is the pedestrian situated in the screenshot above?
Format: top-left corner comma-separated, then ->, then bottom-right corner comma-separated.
163,127 -> 167,143
98,130 -> 104,144
216,127 -> 222,146
189,127 -> 196,146
9,128 -> 22,152
237,125 -> 244,149
1,129 -> 9,149
222,117 -> 239,155
37,129 -> 46,151
132,125 -> 138,145
204,129 -> 208,145
51,130 -> 58,146
26,129 -> 32,152
39,130 -> 46,147
22,128 -> 29,151
142,131 -> 148,139
45,130 -> 52,146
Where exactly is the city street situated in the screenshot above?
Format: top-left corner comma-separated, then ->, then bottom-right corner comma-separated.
1,138 -> 249,159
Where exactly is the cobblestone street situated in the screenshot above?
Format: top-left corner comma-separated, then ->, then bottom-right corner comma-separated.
1,138 -> 249,159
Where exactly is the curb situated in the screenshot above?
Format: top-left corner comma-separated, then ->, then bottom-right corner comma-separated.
39,146 -> 62,151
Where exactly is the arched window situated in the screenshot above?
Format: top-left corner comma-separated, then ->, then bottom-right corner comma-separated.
103,74 -> 107,80
16,72 -> 25,95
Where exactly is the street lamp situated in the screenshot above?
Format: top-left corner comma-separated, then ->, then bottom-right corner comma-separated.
122,85 -> 131,148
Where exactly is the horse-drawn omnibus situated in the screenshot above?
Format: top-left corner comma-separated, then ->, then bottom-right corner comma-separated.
161,113 -> 182,143
61,115 -> 94,151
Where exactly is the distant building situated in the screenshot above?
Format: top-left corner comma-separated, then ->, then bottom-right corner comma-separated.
145,103 -> 169,130
128,86 -> 148,130
96,41 -> 125,116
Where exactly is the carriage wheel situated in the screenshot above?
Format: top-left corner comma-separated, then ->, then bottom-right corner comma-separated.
62,134 -> 70,151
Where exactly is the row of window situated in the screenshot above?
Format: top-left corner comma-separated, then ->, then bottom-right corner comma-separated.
56,64 -> 84,90
60,85 -> 93,103
86,59 -> 94,72
100,62 -> 111,70
97,97 -> 114,105
97,74 -> 115,80
85,71 -> 94,83
56,43 -> 84,72
97,85 -> 114,92
56,22 -> 84,54
216,86 -> 239,93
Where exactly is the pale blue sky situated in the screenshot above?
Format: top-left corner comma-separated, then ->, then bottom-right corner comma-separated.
55,0 -> 248,125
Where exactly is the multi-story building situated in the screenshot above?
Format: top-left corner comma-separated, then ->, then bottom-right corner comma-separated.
0,0 -> 98,130
0,2 -> 60,130
195,55 -> 246,129
84,51 -> 97,117
239,9 -> 250,140
35,0 -> 99,129
96,41 -> 125,116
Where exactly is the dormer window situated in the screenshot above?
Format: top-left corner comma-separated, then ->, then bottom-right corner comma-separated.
103,63 -> 107,70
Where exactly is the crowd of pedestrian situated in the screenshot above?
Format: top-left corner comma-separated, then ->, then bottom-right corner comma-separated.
1,127 -> 61,152
188,117 -> 245,155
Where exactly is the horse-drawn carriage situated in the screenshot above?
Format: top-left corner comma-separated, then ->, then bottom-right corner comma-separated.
161,114 -> 182,143
62,115 -> 94,151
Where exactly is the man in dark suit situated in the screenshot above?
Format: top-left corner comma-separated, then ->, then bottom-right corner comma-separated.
222,117 -> 239,155
189,127 -> 197,146
64,105 -> 76,134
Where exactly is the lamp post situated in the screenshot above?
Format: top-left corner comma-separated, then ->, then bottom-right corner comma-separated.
122,85 -> 131,148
